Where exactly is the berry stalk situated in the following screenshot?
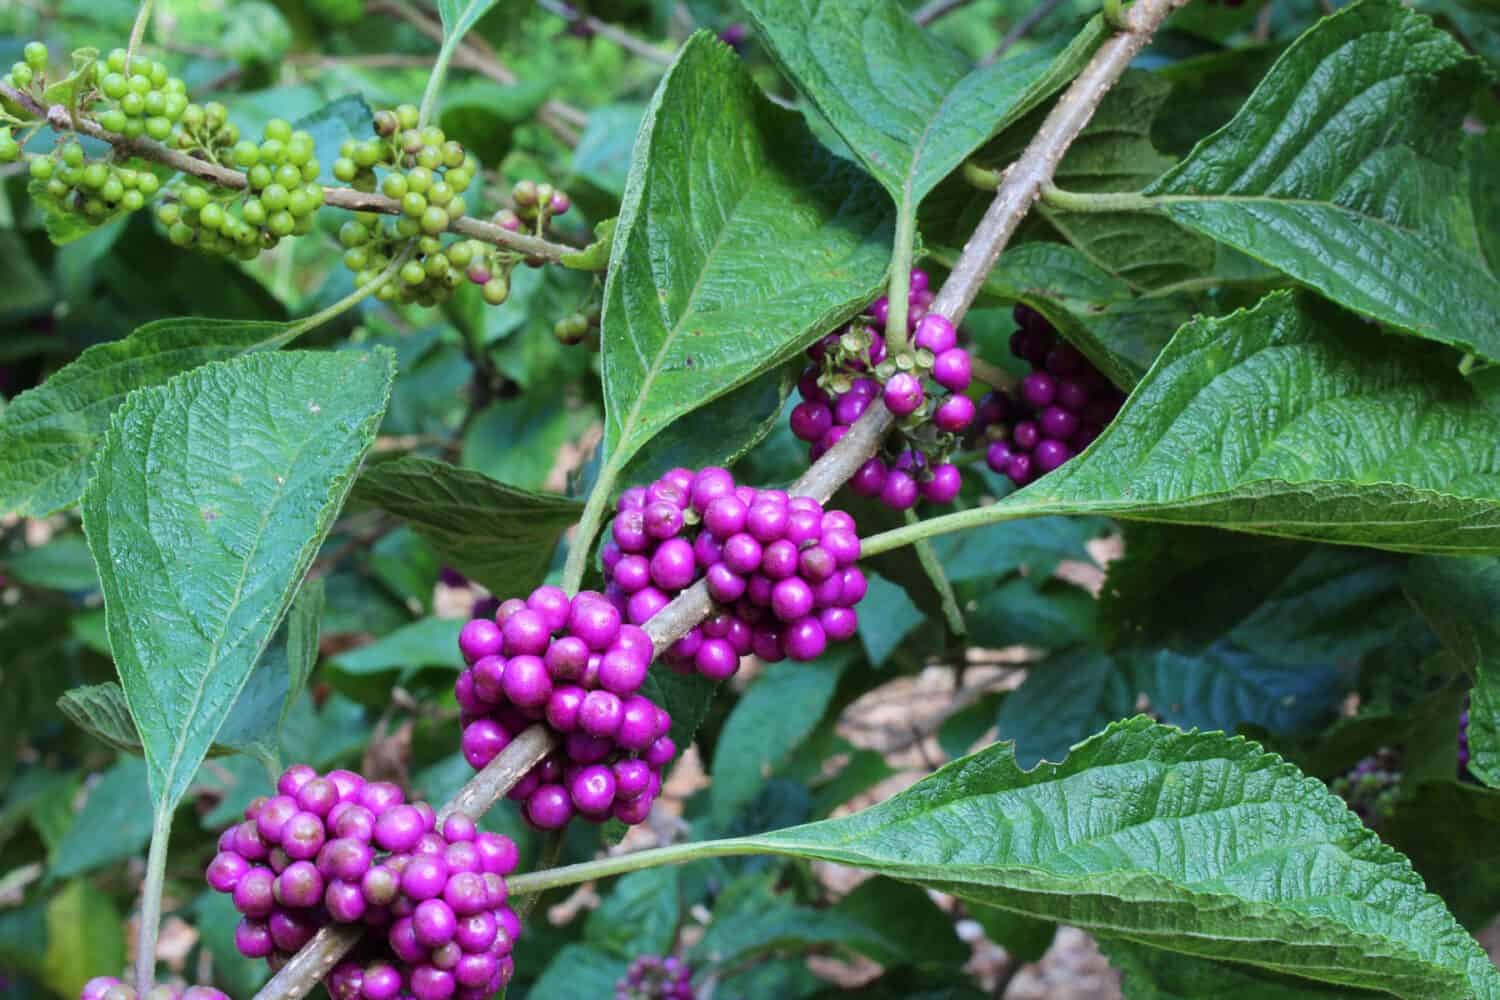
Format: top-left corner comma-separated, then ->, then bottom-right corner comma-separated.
0,82 -> 575,263
135,809 -> 173,994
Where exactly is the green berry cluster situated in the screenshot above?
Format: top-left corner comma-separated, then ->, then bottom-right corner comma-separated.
331,105 -> 477,239
156,118 -> 323,259
92,48 -> 190,141
339,217 -> 491,307
509,178 -> 572,236
3,40 -> 52,92
28,140 -> 161,221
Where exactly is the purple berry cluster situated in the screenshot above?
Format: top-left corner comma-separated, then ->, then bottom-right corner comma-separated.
206,765 -> 520,1000
79,980 -> 227,1000
1329,748 -> 1401,829
601,466 -> 867,674
979,305 -> 1123,487
790,269 -> 972,511
455,586 -> 675,830
616,955 -> 695,1000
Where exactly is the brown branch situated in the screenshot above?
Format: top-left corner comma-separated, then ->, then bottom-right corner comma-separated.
0,83 -> 575,263
251,0 -> 1185,991
933,0 -> 1187,325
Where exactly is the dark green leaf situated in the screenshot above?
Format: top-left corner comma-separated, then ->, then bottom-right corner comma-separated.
712,653 -> 850,821
831,878 -> 967,969
49,757 -> 153,879
736,718 -> 1500,998
599,33 -> 891,473
742,0 -> 1105,208
461,394 -> 573,493
82,350 -> 393,809
585,868 -> 681,958
295,94 -> 374,186
1404,556 -> 1500,788
1380,780 -> 1500,930
572,105 -> 645,198
1148,0 -> 1500,358
856,571 -> 924,666
1103,938 -> 1381,998
351,456 -> 581,599
56,684 -> 139,755
0,317 -> 304,517
4,535 -> 98,592
986,292 -> 1500,553
967,576 -> 1097,650
329,617 -> 464,676
527,944 -> 629,1000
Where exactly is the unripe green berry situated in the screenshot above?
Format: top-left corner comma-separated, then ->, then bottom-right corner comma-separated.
447,196 -> 466,219
416,146 -> 442,170
24,41 -> 48,70
301,160 -> 320,181
81,162 -> 109,189
144,90 -> 166,116
447,240 -> 475,267
145,117 -> 172,141
343,247 -> 369,270
102,72 -> 129,99
447,167 -> 471,192
181,104 -> 204,129
9,64 -> 33,88
401,260 -> 425,285
100,177 -> 125,203
181,185 -> 209,210
267,210 -> 295,236
242,198 -> 266,225
260,138 -> 285,163
61,143 -> 84,167
352,141 -> 381,168
157,202 -> 181,225
247,164 -> 272,190
45,178 -> 67,198
401,191 -> 427,217
106,49 -> 128,72
427,181 -> 453,207
394,216 -> 420,238
396,104 -> 419,129
148,62 -> 168,88
420,205 -> 449,234
199,202 -> 225,229
405,167 -> 433,193
381,173 -> 407,199
205,102 -> 228,127
333,158 -> 357,182
274,163 -> 301,189
425,253 -> 450,278
99,109 -> 128,133
287,188 -> 315,217
122,189 -> 145,211
0,129 -> 17,163
29,157 -> 54,180
513,179 -> 538,206
260,184 -> 290,211
136,172 -> 160,195
163,92 -> 188,119
168,221 -> 194,245
121,119 -> 144,138
232,141 -> 260,168
482,276 -> 509,305
339,220 -> 370,247
265,118 -> 293,143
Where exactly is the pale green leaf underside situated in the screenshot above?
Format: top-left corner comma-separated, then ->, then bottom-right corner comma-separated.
740,718 -> 1499,998
600,33 -> 892,470
1149,0 -> 1500,359
740,0 -> 1106,208
81,351 -> 393,809
0,318 -> 300,517
351,456 -> 581,599
994,291 -> 1500,553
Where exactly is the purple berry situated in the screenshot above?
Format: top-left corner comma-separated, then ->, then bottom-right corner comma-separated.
880,469 -> 918,510
849,457 -> 888,497
235,917 -> 273,958
207,851 -> 249,893
914,314 -> 956,353
882,372 -> 923,416
1034,438 -> 1073,472
695,638 -> 739,680
1020,372 -> 1057,408
403,856 -> 449,901
919,464 -> 962,504
932,349 -> 971,392
721,533 -> 762,574
458,619 -> 503,664
501,654 -> 551,708
375,805 -> 427,852
771,577 -> 815,622
579,690 -> 624,738
789,401 -> 833,442
461,719 -> 511,769
526,785 -> 574,830
1012,420 -> 1040,450
571,597 -> 623,650
933,394 -> 975,433
1039,405 -> 1079,440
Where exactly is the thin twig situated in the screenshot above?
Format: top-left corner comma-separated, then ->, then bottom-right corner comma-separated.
536,0 -> 676,66
368,0 -> 587,143
254,0 -> 1185,992
937,0 -> 1188,324
0,83 -> 576,263
913,0 -> 975,26
982,0 -> 1072,65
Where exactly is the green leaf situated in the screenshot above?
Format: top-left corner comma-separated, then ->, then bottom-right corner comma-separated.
41,881 -> 125,1000
856,571 -> 924,666
351,456 -> 581,599
572,105 -> 645,198
599,33 -> 891,473
0,317 -> 304,517
81,350 -> 393,809
711,653 -> 850,821
741,0 -> 1105,209
1147,0 -> 1500,359
56,684 -> 139,755
528,944 -> 629,1000
1379,779 -> 1500,930
49,757 -> 154,879
295,94 -> 374,186
983,291 -> 1500,553
832,878 -> 968,970
436,0 -> 503,46
1103,938 -> 1381,998
968,576 -> 1097,650
585,867 -> 681,958
560,216 -> 616,271
329,616 -> 464,677
59,581 -> 323,766
1404,556 -> 1500,788
461,394 -> 572,493
190,892 -> 269,998
4,535 -> 99,591
736,718 -> 1500,998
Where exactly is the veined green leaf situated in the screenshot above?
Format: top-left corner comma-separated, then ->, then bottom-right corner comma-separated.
599,33 -> 891,472
739,718 -> 1499,998
1148,0 -> 1500,358
81,350 -> 393,809
0,317 -> 305,517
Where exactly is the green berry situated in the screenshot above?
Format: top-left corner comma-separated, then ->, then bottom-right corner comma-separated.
401,191 -> 427,217
287,187 -> 315,217
205,102 -> 228,127
181,185 -> 210,210
447,240 -> 475,268
260,184 -> 290,211
120,91 -> 145,116
513,179 -> 538,206
273,163 -> 301,188
199,202 -> 225,229
381,173 -> 407,199
394,216 -> 420,238
427,181 -> 452,207
416,146 -> 442,170
24,41 -> 48,70
482,276 -> 509,305
301,160 -> 321,181
105,49 -> 128,72
405,167 -> 433,193
100,177 -> 125,203
447,196 -> 467,219
61,143 -> 84,167
163,92 -> 188,119
443,141 -> 466,169
122,189 -> 145,211
146,117 -> 172,141
121,119 -> 145,139
168,221 -> 195,245
396,104 -> 419,129
260,138 -> 285,163
0,132 -> 17,163
127,73 -> 152,95
400,260 -> 425,285
157,202 -> 181,226
10,64 -> 33,88
242,198 -> 266,225
29,157 -> 53,180
247,164 -> 273,190
136,173 -> 160,195
447,168 -> 471,192
267,210 -> 295,236
143,90 -> 166,116
333,158 -> 357,182
343,247 -> 369,270
99,109 -> 128,133
81,162 -> 109,189
232,141 -> 260,168
102,72 -> 129,99
351,141 -> 381,168
265,118 -> 293,143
